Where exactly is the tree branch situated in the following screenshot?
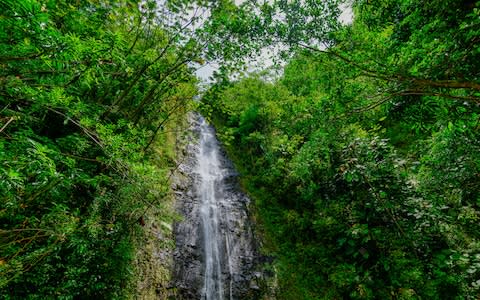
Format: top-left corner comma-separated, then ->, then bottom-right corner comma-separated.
298,43 -> 480,93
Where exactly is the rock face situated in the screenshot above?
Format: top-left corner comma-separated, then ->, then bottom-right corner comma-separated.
172,114 -> 262,300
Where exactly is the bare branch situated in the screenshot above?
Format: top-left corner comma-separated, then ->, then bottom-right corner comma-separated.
0,116 -> 15,133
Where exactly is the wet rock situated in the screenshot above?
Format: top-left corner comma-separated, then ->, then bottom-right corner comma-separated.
171,113 -> 265,299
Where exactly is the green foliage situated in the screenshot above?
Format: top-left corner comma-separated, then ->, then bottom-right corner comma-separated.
0,0 -> 198,298
3,0 -> 479,298
203,1 -> 480,298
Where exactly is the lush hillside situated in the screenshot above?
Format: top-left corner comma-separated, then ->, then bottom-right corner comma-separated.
203,0 -> 480,298
0,0 -> 197,298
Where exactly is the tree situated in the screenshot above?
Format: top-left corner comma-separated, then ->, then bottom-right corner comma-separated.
202,1 -> 480,298
0,0 -> 210,297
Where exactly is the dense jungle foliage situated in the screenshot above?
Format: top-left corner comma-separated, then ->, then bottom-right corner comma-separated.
202,0 -> 480,299
0,0 -> 202,298
2,0 -> 480,299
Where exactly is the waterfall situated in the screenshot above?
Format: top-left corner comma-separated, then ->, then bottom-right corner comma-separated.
173,114 -> 261,300
197,117 -> 228,299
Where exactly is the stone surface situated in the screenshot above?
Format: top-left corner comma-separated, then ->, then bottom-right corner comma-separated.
171,113 -> 264,300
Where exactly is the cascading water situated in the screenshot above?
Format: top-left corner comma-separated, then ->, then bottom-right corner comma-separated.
173,114 -> 261,299
197,118 -> 228,299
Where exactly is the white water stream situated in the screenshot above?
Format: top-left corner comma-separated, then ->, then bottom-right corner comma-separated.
197,118 -> 232,300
